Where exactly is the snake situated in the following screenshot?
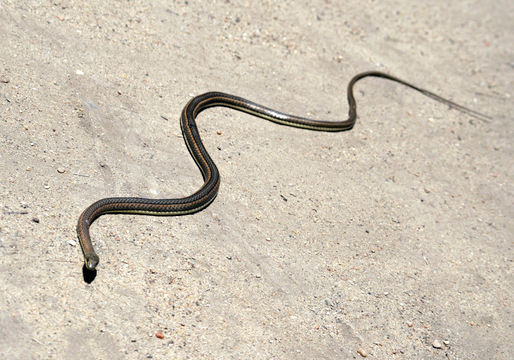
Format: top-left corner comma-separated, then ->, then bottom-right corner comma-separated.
77,70 -> 489,271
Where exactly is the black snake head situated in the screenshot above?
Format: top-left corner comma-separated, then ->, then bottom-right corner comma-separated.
85,253 -> 99,271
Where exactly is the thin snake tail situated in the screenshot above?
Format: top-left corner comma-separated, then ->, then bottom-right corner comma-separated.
350,71 -> 491,122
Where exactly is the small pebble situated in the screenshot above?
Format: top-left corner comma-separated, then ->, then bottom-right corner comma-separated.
443,340 -> 450,345
57,167 -> 66,173
75,69 -> 84,75
432,339 -> 442,349
155,331 -> 164,339
216,130 -> 222,135
67,240 -> 76,247
32,217 -> 40,223
357,348 -> 367,357
407,322 -> 413,327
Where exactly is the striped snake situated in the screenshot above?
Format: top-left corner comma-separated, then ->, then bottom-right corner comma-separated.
77,71 -> 488,271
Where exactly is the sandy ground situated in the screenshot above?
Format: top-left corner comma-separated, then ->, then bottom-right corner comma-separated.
1,1 -> 512,359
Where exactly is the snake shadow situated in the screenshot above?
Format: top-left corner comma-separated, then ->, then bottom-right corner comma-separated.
82,264 -> 97,283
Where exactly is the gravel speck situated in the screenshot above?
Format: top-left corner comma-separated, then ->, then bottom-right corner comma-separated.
432,339 -> 442,349
357,348 -> 367,357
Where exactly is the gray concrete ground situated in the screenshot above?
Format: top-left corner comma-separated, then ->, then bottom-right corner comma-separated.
0,1 -> 512,359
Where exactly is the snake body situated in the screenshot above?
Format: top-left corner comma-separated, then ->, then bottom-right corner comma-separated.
77,71 -> 488,271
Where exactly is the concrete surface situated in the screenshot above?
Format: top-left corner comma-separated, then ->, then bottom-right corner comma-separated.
0,0 -> 512,359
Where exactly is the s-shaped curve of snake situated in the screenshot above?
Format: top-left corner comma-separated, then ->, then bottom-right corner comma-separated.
77,71 -> 489,271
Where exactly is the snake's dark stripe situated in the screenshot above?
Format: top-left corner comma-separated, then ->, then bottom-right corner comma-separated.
77,71 -> 489,270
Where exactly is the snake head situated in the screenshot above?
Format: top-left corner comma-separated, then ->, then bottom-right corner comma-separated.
84,253 -> 99,271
